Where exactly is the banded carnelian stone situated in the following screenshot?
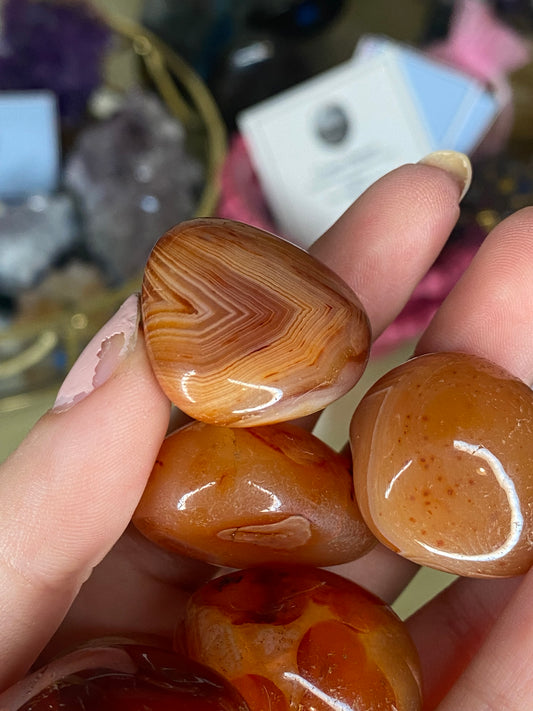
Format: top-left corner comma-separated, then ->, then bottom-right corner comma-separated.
141,218 -> 370,427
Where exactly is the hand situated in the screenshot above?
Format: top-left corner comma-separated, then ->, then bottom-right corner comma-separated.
0,150 -> 531,710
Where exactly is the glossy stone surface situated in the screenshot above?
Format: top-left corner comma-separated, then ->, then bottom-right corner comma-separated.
133,421 -> 375,568
5,642 -> 249,711
184,566 -> 422,711
350,351 -> 533,578
141,218 -> 370,427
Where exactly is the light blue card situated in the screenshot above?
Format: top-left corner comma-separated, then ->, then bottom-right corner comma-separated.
0,91 -> 60,200
354,35 -> 500,154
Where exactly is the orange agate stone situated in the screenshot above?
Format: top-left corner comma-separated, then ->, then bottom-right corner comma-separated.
141,218 -> 370,427
133,421 -> 375,568
351,351 -> 533,578
184,565 -> 422,711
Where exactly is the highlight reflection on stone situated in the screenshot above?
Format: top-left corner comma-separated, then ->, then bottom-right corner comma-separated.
350,352 -> 533,578
141,218 -> 370,426
184,566 -> 422,711
133,420 -> 376,568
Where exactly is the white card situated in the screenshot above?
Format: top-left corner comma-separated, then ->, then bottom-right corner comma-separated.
238,54 -> 432,247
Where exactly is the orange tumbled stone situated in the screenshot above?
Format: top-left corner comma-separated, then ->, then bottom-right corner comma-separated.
141,218 -> 370,427
184,565 -> 422,711
133,420 -> 375,568
351,351 -> 533,578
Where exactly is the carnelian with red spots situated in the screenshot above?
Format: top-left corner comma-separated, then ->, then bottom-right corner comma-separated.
184,565 -> 422,711
350,351 -> 533,578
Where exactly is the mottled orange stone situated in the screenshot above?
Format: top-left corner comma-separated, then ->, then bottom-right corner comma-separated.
351,351 -> 533,577
141,218 -> 370,426
184,566 -> 422,711
133,420 -> 375,568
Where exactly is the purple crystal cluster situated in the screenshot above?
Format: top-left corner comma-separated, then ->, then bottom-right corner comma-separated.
65,91 -> 204,285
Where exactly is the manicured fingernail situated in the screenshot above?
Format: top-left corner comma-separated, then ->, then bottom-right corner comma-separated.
53,294 -> 140,412
418,150 -> 472,202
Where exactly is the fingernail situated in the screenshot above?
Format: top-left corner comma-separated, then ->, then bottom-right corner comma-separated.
53,293 -> 140,412
418,150 -> 472,202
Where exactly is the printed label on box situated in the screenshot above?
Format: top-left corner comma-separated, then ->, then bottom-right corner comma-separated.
238,54 -> 432,246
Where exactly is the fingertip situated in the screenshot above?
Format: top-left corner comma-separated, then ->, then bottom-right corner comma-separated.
417,150 -> 472,203
52,294 -> 141,413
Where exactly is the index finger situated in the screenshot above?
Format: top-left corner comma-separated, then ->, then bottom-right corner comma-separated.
311,151 -> 471,338
0,296 -> 170,689
311,151 -> 471,602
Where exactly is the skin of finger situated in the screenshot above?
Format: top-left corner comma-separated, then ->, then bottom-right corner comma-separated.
0,333 -> 170,690
309,162 -> 464,603
407,575 -> 522,709
416,206 -> 533,383
433,568 -> 533,711
35,526 -> 215,668
310,162 -> 461,339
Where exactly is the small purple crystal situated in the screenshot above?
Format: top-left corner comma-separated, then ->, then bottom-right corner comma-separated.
0,193 -> 78,295
64,90 -> 204,285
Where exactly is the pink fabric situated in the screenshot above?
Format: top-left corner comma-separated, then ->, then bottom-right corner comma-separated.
216,134 -> 278,234
426,0 -> 530,156
427,0 -> 530,84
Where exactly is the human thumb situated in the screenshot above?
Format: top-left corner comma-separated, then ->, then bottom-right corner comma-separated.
0,293 -> 170,688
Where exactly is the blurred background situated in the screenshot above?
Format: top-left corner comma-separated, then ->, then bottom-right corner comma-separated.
0,0 -> 532,615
